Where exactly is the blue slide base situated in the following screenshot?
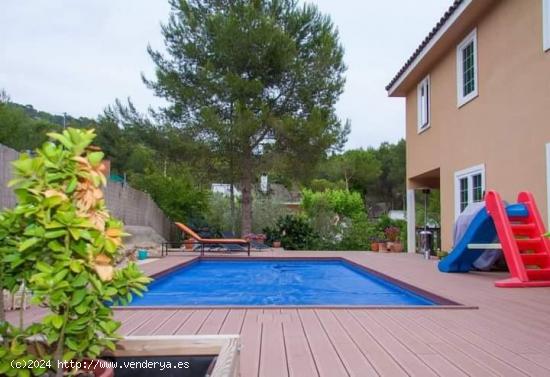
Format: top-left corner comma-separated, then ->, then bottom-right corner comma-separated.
438,204 -> 528,273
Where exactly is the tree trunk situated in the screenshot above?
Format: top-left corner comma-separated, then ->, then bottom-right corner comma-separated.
229,182 -> 236,233
240,158 -> 253,236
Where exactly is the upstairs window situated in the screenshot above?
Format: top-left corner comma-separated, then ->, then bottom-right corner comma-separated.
457,29 -> 478,107
544,0 -> 550,51
417,76 -> 430,133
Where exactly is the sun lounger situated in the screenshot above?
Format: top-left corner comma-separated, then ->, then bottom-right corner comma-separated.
175,222 -> 251,256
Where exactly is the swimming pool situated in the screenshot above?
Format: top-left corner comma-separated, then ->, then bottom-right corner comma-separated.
128,259 -> 443,307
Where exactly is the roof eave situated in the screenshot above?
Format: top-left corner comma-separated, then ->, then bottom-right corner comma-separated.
386,0 -> 473,97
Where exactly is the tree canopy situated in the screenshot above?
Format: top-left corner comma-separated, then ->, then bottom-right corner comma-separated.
145,0 -> 349,234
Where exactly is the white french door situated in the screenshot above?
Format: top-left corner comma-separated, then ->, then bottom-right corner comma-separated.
454,164 -> 485,220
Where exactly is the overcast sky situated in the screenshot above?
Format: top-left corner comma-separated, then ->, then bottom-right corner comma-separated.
0,0 -> 450,149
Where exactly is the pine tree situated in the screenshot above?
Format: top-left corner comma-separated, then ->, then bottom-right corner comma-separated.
145,0 -> 348,234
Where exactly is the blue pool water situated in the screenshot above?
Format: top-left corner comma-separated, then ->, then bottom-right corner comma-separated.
129,260 -> 436,306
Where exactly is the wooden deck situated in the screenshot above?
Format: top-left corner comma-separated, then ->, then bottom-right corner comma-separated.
7,251 -> 550,376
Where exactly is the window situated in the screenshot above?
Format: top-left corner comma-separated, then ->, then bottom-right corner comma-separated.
456,29 -> 478,107
454,164 -> 485,219
417,76 -> 430,133
544,0 -> 550,51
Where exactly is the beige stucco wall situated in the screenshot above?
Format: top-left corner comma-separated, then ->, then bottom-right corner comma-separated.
406,0 -> 550,250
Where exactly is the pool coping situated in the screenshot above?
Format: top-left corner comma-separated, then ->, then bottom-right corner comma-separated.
116,256 -> 477,310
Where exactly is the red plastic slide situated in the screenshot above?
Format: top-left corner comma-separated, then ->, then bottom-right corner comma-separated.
485,190 -> 550,287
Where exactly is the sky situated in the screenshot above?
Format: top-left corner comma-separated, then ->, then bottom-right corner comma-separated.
0,0 -> 451,149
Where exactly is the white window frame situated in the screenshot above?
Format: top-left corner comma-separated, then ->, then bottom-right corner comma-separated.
456,29 -> 478,107
454,163 -> 485,220
417,75 -> 431,133
544,0 -> 550,51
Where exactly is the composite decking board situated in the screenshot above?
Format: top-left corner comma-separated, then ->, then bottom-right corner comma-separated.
259,316 -> 289,377
402,311 -> 529,377
297,309 -> 349,377
8,252 -> 550,377
380,311 -> 476,376
130,309 -> 177,336
333,310 -> 407,377
175,309 -> 212,335
153,309 -> 194,335
415,314 -> 534,377
218,308 -> 246,334
315,309 -> 378,377
118,310 -> 155,335
417,354 -> 469,377
469,307 -> 550,351
417,312 -> 550,376
197,309 -> 229,335
367,311 -> 436,356
426,309 -> 544,355
239,309 -> 263,377
350,310 -> 438,377
280,309 -> 319,377
520,354 -> 550,371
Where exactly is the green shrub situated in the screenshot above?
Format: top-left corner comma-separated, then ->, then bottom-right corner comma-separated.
0,129 -> 151,375
308,178 -> 346,192
130,166 -> 209,223
301,189 -> 364,218
339,213 -> 376,250
204,193 -> 240,234
266,214 -> 318,250
252,197 -> 291,234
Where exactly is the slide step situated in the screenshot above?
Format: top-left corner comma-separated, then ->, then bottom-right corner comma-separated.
516,238 -> 543,250
520,254 -> 549,266
510,223 -> 536,234
526,268 -> 550,280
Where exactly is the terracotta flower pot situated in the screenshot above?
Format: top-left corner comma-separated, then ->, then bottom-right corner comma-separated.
272,241 -> 281,248
184,238 -> 195,251
370,242 -> 379,252
378,242 -> 389,252
391,242 -> 404,252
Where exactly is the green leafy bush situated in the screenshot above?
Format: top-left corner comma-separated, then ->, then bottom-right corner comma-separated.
301,189 -> 364,218
130,166 -> 209,223
266,214 -> 318,250
0,129 -> 151,376
308,179 -> 346,192
339,213 -> 376,250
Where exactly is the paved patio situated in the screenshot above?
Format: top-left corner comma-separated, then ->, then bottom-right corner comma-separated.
7,251 -> 550,376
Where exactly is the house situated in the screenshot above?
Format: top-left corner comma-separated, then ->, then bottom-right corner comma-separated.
387,0 -> 550,253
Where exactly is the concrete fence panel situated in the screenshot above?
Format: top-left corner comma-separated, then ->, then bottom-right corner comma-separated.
0,144 -> 175,241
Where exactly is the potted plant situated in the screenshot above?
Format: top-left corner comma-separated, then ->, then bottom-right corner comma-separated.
376,231 -> 388,252
0,129 -> 151,377
370,238 -> 380,252
262,226 -> 282,248
392,239 -> 404,252
384,226 -> 400,252
183,236 -> 196,251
